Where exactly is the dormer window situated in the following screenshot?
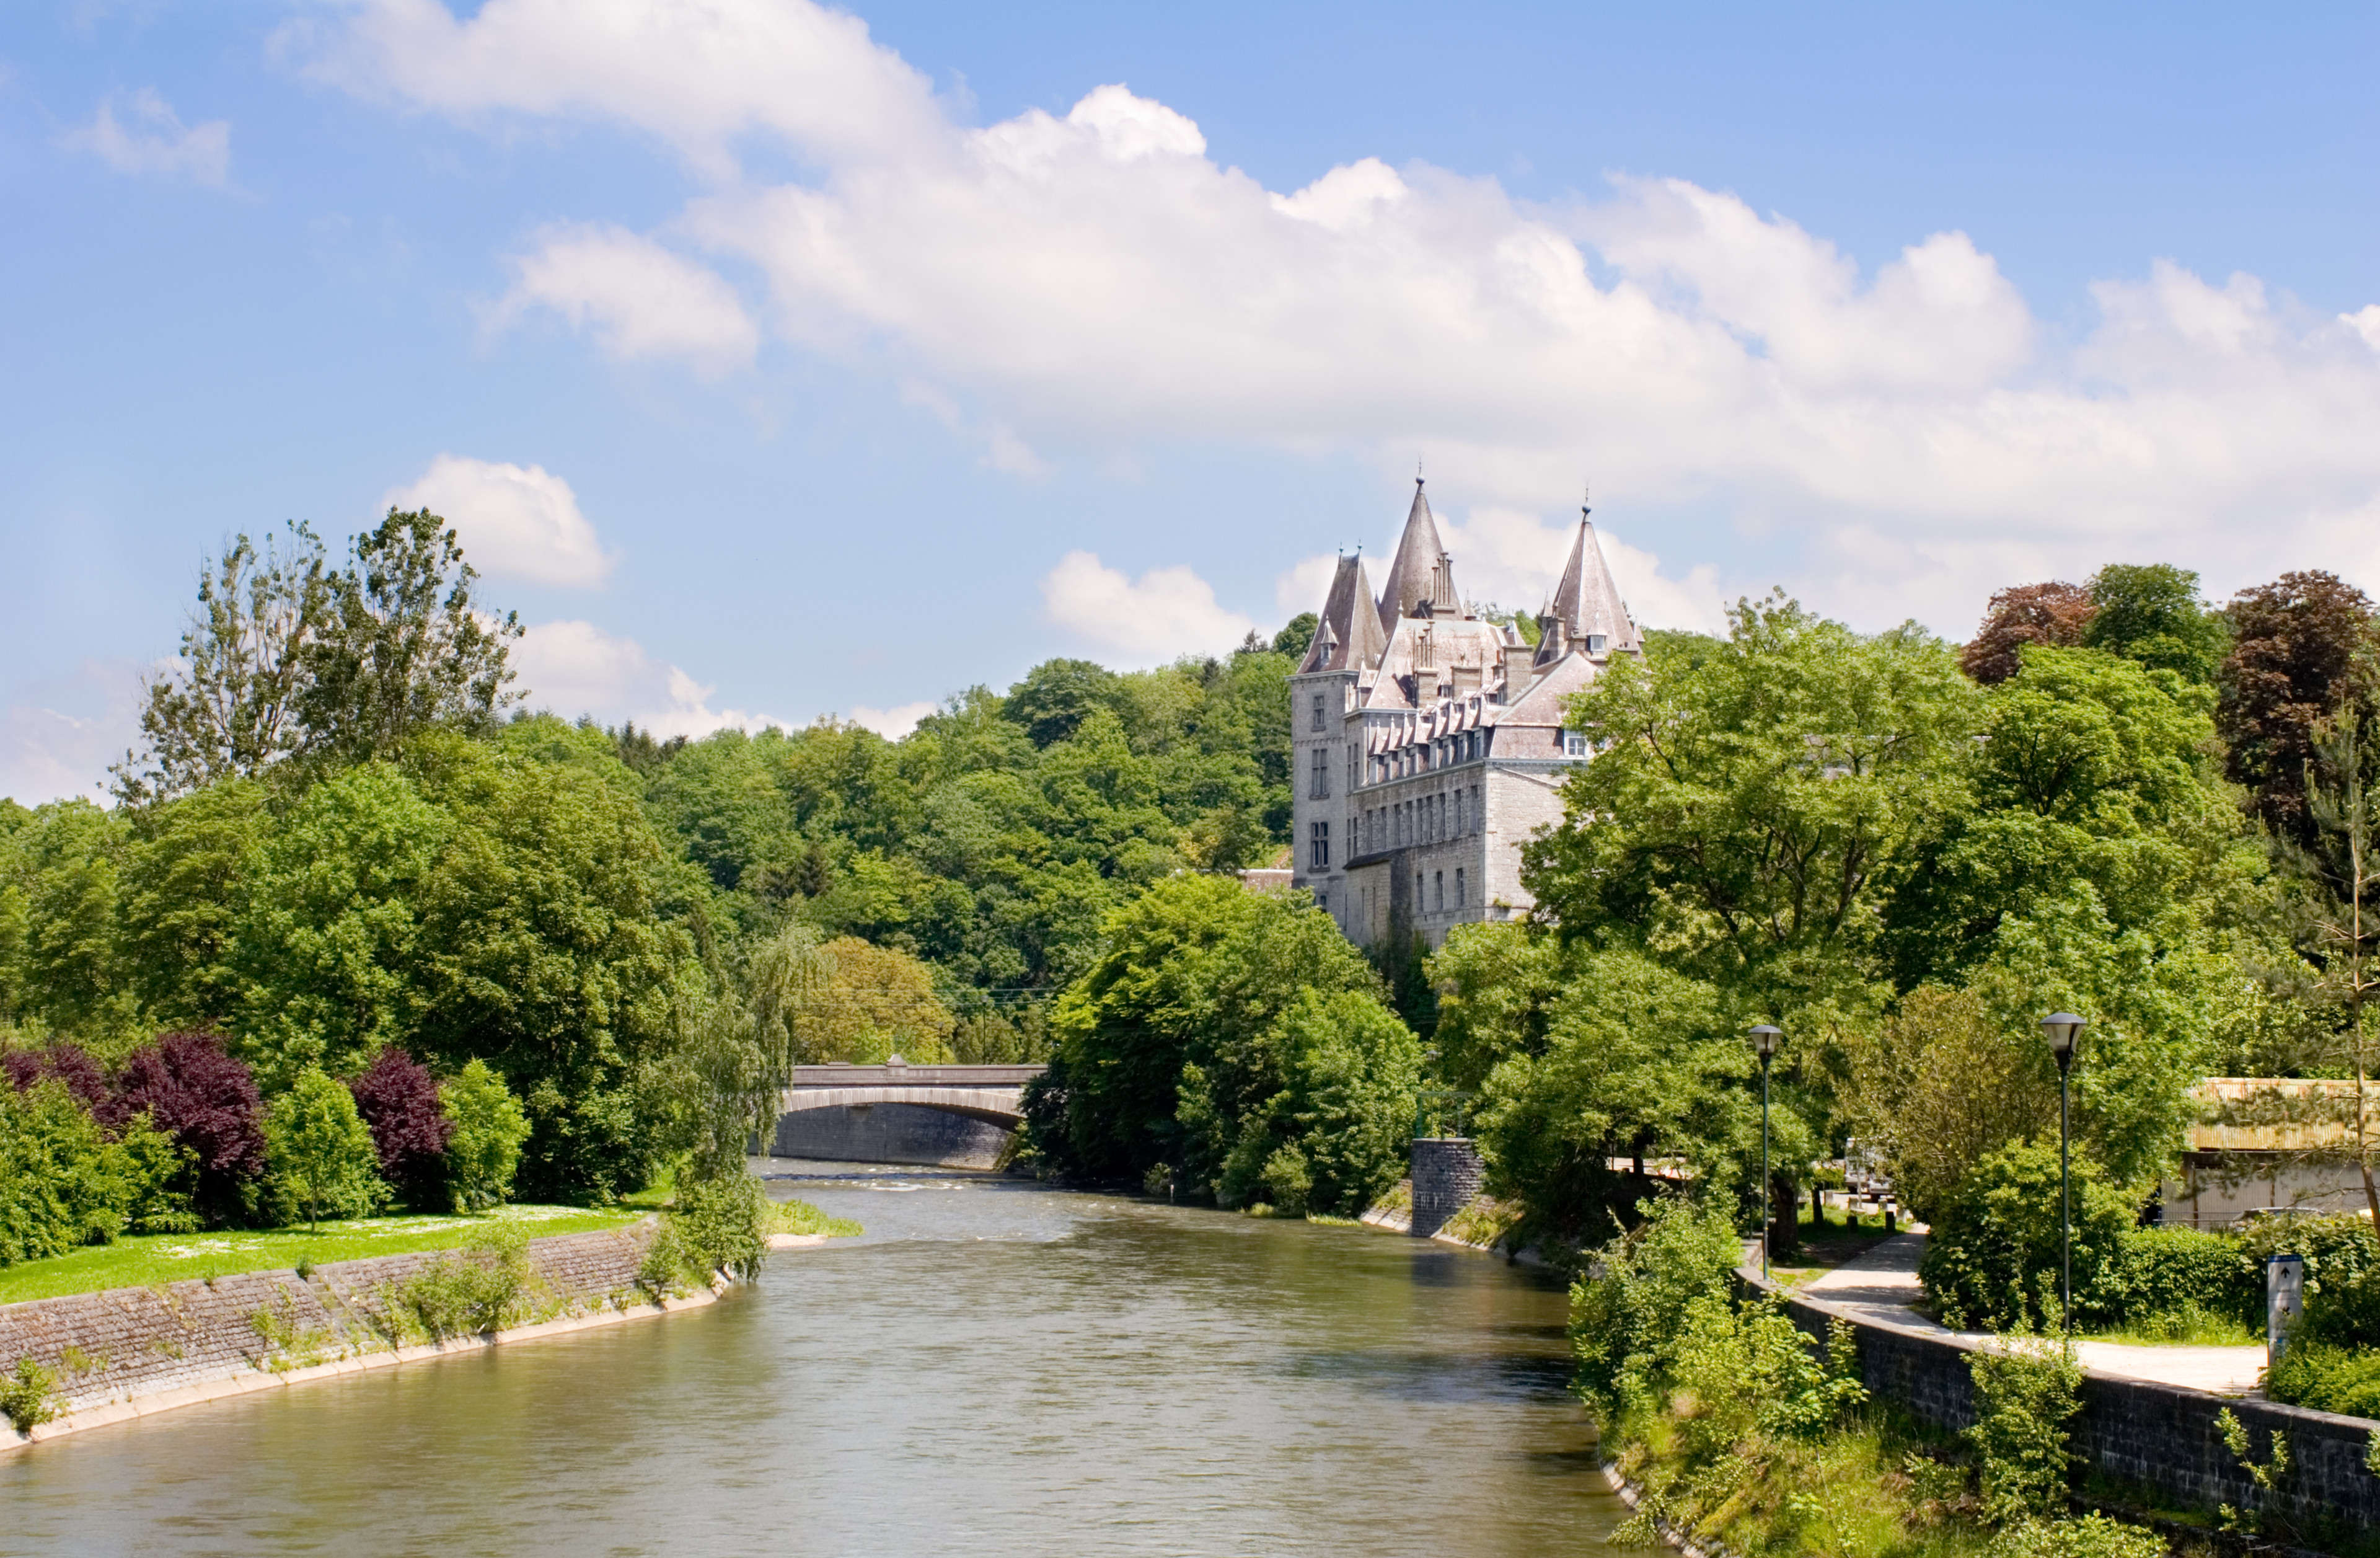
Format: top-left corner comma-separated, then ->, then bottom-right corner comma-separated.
1586,634 -> 1608,653
1562,730 -> 1589,757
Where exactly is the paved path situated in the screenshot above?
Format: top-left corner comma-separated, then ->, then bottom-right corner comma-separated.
1787,1233 -> 2267,1396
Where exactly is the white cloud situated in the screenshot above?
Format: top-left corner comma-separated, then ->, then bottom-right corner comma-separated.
275,0 -> 941,181
513,618 -> 784,737
843,701 -> 935,738
385,454 -> 616,586
1435,505 -> 1726,634
491,223 -> 757,373
302,0 -> 2380,630
1042,551 -> 1257,663
1274,554 -> 1340,618
0,660 -> 148,806
63,89 -> 229,187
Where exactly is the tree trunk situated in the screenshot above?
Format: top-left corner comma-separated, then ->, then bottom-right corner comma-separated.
1769,1174 -> 1800,1257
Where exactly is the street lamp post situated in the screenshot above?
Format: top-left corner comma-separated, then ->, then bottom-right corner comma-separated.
2040,1012 -> 2086,1332
1748,1025 -> 1783,1279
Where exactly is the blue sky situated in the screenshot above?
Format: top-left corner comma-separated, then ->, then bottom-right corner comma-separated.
5,1 -> 2376,802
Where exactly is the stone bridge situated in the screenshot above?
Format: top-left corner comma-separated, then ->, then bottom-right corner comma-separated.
770,1063 -> 1045,1167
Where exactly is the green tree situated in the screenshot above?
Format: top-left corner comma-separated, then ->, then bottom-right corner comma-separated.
1527,592 -> 1981,1023
111,525 -> 332,804
117,778 -> 268,1029
228,762 -> 447,1087
1195,986 -> 1422,1215
1269,613 -> 1318,661
1005,658 -> 1124,748
1047,876 -> 1387,1190
1472,948 -> 1782,1242
7,801 -> 138,1047
440,1058 -> 531,1212
296,509 -> 521,767
2081,563 -> 2229,686
407,726 -> 701,1203
265,1066 -> 387,1231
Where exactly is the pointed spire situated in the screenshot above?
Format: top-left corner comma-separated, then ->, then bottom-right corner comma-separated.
1301,553 -> 1390,673
1378,477 -> 1451,631
1544,493 -> 1641,660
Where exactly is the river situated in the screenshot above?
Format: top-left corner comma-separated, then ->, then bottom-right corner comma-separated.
2,1163 -> 1641,1557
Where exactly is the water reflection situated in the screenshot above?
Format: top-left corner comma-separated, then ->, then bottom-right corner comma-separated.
3,1162 -> 1639,1557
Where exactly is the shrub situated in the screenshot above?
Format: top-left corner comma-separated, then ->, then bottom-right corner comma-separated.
1667,1298 -> 1866,1458
2238,1211 -> 2376,1293
635,1221 -> 691,1299
1967,1336 -> 2082,1523
1988,1514 -> 2168,1558
1,1079 -> 136,1264
669,1174 -> 765,1281
349,1047 -> 453,1211
2265,1341 -> 2380,1419
265,1067 -> 387,1231
439,1059 -> 529,1213
1569,1195 -> 1743,1416
2113,1224 -> 2258,1332
1257,1143 -> 1313,1217
1921,1140 -> 2134,1330
1,1357 -> 59,1433
391,1224 -> 535,1340
104,1031 -> 266,1226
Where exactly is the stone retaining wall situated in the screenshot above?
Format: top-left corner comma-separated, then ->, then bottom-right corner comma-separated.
1410,1138 -> 1484,1238
1766,1280 -> 2380,1533
1,1224 -> 661,1431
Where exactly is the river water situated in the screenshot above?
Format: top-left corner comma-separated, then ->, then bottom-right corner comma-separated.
2,1164 -> 1639,1557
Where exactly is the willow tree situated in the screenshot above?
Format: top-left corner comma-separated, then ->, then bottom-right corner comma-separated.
679,923 -> 837,1182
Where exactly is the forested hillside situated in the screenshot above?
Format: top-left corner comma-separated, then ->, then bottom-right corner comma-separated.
619,637 -> 1313,1014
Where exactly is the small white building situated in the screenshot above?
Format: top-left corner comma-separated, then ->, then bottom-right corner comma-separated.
1290,479 -> 1642,948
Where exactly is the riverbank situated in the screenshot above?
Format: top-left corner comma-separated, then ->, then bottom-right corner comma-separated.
2,1222 -> 686,1452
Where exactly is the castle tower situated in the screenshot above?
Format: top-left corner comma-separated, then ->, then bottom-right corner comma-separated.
1289,552 -> 1384,923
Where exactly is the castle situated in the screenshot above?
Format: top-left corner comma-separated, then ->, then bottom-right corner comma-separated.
1290,479 -> 1643,948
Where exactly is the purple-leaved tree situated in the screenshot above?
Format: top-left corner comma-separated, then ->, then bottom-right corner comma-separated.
348,1047 -> 454,1210
2,1042 -> 110,1114
103,1032 -> 267,1226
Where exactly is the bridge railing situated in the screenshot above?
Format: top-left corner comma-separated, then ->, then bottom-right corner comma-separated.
786,1063 -> 1046,1089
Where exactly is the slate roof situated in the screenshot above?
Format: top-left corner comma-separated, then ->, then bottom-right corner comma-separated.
1376,479 -> 1458,632
1545,508 -> 1642,657
1299,553 -> 1390,674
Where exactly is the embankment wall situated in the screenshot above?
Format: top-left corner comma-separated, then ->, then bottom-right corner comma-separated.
1,1223 -> 672,1448
1763,1277 -> 2380,1532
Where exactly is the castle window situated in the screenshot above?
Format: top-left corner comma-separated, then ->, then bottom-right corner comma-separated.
1433,870 -> 1445,911
1311,693 -> 1326,732
1455,788 -> 1465,834
1310,821 -> 1330,869
1309,746 -> 1330,799
1317,892 -> 1329,916
1456,868 -> 1466,906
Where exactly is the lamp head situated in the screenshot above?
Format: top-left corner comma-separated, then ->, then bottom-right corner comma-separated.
1748,1024 -> 1783,1062
2040,1013 -> 2086,1067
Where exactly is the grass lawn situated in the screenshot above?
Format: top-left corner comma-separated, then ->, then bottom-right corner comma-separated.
0,1204 -> 647,1306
